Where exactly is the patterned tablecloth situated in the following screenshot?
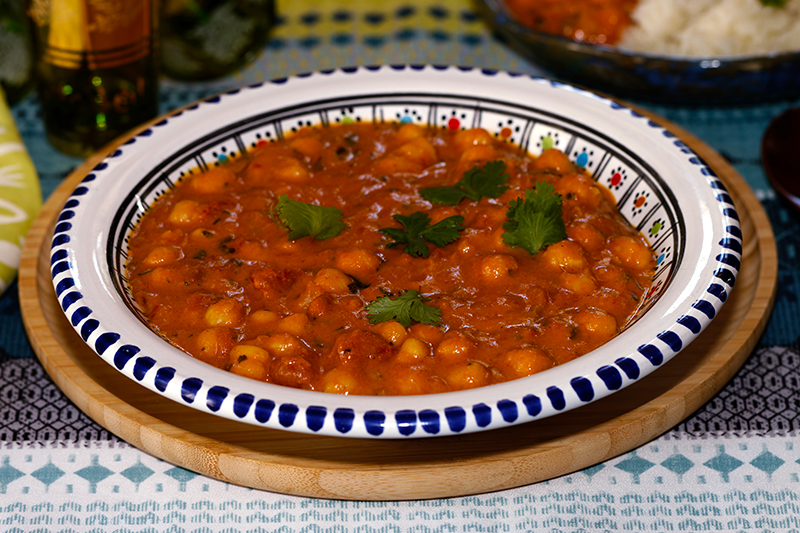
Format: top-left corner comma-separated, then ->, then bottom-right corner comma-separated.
3,1 -> 800,531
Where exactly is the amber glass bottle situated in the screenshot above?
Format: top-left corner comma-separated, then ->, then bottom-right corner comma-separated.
27,0 -> 159,157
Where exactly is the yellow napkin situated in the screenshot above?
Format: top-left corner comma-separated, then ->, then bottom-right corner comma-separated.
0,85 -> 42,295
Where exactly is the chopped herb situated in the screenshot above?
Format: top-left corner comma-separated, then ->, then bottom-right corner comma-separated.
366,289 -> 442,327
380,211 -> 464,257
760,0 -> 788,7
274,194 -> 346,241
502,181 -> 567,255
420,160 -> 510,205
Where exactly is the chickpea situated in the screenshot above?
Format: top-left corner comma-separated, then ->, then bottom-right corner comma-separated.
205,299 -> 246,328
143,267 -> 181,288
457,237 -> 477,256
289,136 -> 323,162
229,344 -> 271,367
480,254 -> 518,282
574,308 -> 618,342
567,223 -> 606,253
334,248 -> 381,277
541,240 -> 588,273
533,148 -> 572,173
395,123 -> 424,144
394,137 -> 437,168
458,145 -> 498,165
390,368 -> 434,396
157,229 -> 185,246
273,157 -> 309,182
229,357 -> 268,381
167,199 -> 203,226
196,327 -> 236,368
453,128 -> 493,151
376,320 -> 407,346
395,337 -> 430,364
271,355 -> 313,388
555,174 -> 602,208
446,362 -> 491,390
321,368 -> 360,394
372,155 -> 422,175
142,246 -> 183,268
313,268 -> 352,294
560,272 -> 597,296
409,323 -> 444,344
307,294 -> 334,318
189,167 -> 235,194
236,241 -> 270,262
263,333 -> 301,357
189,227 -> 215,244
609,236 -> 655,272
435,332 -> 475,363
276,313 -> 310,336
500,347 -> 553,379
247,309 -> 280,329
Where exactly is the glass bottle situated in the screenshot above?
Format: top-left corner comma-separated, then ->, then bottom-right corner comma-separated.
27,0 -> 159,158
161,0 -> 275,81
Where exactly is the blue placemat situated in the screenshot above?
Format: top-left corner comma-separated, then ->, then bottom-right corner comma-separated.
3,0 -> 800,449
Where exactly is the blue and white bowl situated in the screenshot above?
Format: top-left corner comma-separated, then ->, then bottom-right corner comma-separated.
50,66 -> 740,438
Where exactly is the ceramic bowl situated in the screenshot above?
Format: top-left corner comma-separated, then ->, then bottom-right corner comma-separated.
50,66 -> 740,438
475,0 -> 800,105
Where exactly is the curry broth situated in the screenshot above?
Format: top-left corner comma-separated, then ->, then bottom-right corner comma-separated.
125,122 -> 656,396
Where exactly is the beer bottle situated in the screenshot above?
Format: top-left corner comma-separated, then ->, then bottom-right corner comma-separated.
27,0 -> 159,157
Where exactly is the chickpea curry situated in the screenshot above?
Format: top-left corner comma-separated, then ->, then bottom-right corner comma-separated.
504,0 -> 638,45
126,122 -> 656,396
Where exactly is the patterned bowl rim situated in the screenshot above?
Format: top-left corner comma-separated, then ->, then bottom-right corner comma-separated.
50,65 -> 740,439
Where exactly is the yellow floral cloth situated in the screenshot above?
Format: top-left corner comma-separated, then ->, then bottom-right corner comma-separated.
0,85 -> 41,294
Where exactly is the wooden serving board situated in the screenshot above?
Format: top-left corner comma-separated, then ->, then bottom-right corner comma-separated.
19,112 -> 777,501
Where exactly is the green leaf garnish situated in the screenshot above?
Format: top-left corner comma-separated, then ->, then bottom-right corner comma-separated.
502,181 -> 567,255
380,211 -> 464,258
366,289 -> 442,327
420,160 -> 510,206
274,194 -> 346,241
760,0 -> 788,7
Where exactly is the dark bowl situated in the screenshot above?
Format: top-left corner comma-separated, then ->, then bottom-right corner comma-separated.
474,0 -> 800,106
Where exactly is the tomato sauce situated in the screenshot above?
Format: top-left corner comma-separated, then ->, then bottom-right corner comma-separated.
126,122 -> 655,396
504,0 -> 638,45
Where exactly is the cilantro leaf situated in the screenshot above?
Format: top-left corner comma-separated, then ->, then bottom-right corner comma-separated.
274,194 -> 346,241
366,289 -> 442,327
502,181 -> 567,255
380,211 -> 464,257
420,160 -> 510,205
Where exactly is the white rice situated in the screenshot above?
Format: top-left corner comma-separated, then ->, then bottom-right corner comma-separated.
617,0 -> 800,57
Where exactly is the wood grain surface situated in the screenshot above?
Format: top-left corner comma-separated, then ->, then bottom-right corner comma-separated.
18,110 -> 777,501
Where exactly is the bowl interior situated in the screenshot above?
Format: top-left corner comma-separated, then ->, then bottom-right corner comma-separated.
109,92 -> 682,333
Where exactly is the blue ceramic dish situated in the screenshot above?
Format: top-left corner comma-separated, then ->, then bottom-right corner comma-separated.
51,66 -> 739,438
475,0 -> 800,105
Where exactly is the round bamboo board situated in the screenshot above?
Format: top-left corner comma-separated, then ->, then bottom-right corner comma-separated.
19,109 -> 777,501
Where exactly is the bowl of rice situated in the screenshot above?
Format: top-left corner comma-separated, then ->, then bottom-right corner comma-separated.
476,0 -> 800,104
